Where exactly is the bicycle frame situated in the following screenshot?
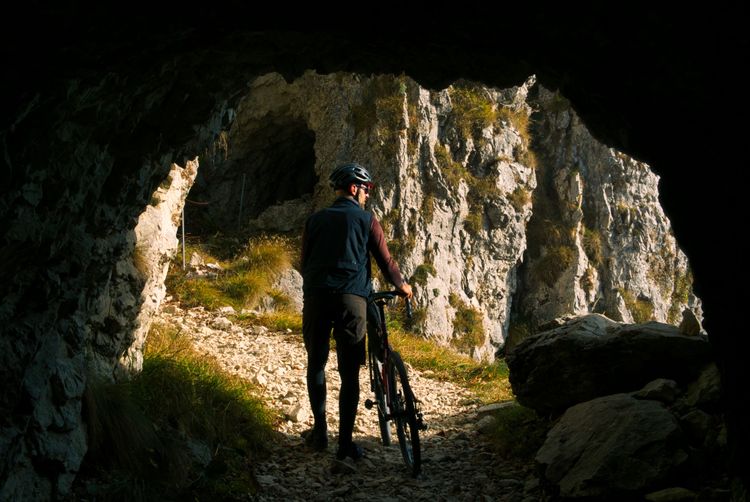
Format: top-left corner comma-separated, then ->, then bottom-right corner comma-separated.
367,291 -> 401,418
365,291 -> 424,476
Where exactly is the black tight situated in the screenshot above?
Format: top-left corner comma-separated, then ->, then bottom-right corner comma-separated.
303,294 -> 366,451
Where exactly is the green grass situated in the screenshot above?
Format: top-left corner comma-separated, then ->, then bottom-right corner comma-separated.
668,269 -> 693,324
133,323 -> 277,449
582,225 -> 603,267
619,288 -> 655,323
79,322 -> 276,500
411,263 -> 437,287
389,329 -> 513,404
448,82 -> 534,149
448,292 -> 486,351
166,234 -> 292,311
486,402 -> 549,460
508,186 -> 531,212
532,245 -> 577,287
234,310 -> 303,332
449,85 -> 496,138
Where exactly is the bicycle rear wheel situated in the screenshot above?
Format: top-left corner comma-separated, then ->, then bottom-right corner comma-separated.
389,351 -> 421,477
371,353 -> 392,446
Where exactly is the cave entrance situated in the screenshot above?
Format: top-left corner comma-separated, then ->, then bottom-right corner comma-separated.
185,116 -> 317,235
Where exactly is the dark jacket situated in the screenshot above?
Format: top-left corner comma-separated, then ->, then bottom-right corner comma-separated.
301,197 -> 404,298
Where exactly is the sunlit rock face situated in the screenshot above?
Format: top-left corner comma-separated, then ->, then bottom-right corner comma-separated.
515,87 -> 700,332
202,72 -> 696,360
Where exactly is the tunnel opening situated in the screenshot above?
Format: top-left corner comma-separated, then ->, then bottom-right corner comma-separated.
184,116 -> 317,236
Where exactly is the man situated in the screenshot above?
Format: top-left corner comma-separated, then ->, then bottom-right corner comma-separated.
300,162 -> 413,461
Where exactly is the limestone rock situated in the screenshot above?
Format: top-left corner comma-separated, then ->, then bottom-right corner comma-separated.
507,314 -> 712,413
184,71 -> 699,363
518,86 -> 701,330
536,394 -> 689,499
113,159 -> 199,378
679,308 -> 703,336
633,378 -> 680,404
644,487 -> 697,502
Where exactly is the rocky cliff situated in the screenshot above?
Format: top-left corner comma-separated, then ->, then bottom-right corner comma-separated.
515,87 -> 701,333
190,71 -> 699,360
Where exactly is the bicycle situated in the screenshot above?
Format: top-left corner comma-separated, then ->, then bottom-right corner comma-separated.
364,291 -> 427,477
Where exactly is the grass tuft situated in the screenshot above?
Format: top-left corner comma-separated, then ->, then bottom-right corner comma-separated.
619,288 -> 655,323
487,402 -> 550,460
134,323 -> 277,451
166,234 -> 292,311
448,292 -> 486,351
389,329 -> 512,404
234,310 -> 303,332
77,322 -> 276,500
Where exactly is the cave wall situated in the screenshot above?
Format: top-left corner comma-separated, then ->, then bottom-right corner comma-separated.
1,4 -> 747,498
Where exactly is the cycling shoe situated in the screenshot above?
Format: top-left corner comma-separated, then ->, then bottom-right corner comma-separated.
336,442 -> 364,461
302,427 -> 328,452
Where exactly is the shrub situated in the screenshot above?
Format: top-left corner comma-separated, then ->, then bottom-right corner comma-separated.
532,245 -> 576,287
411,263 -> 437,287
619,288 -> 655,323
448,292 -> 486,351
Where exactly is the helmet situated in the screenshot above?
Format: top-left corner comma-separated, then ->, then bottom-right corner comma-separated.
328,162 -> 374,190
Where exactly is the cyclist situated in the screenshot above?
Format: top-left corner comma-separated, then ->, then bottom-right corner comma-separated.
301,162 -> 413,462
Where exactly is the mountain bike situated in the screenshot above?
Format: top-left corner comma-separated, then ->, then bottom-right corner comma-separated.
364,291 -> 427,477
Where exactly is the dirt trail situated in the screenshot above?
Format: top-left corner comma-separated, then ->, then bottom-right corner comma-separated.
157,301 -> 540,501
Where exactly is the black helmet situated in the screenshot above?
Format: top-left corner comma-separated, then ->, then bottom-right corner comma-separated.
329,162 -> 374,190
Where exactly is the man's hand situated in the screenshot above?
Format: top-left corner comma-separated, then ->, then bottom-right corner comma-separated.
398,282 -> 413,299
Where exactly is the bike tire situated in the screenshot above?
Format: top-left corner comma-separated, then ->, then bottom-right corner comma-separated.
371,353 -> 392,446
389,350 -> 421,477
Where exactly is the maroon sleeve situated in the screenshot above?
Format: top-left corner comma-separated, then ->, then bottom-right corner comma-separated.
300,218 -> 309,270
369,215 -> 405,287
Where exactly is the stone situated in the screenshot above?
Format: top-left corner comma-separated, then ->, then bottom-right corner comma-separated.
633,378 -> 680,403
644,487 -> 697,501
685,363 -> 722,409
536,394 -> 689,499
210,316 -> 233,330
507,314 -> 712,413
476,415 -> 497,433
117,159 -> 199,376
285,403 -> 308,423
475,401 -> 515,417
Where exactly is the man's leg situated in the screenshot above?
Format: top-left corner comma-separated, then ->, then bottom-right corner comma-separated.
333,294 -> 367,459
302,295 -> 331,449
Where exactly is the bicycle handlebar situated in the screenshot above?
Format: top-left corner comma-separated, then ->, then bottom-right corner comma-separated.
369,290 -> 413,320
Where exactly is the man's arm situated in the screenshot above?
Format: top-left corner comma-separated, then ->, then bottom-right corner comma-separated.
369,215 -> 413,298
300,219 -> 310,271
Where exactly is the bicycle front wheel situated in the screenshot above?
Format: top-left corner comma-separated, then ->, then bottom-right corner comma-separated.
389,351 -> 421,477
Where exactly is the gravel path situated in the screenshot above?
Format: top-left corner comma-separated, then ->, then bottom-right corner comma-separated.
157,301 -> 541,501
